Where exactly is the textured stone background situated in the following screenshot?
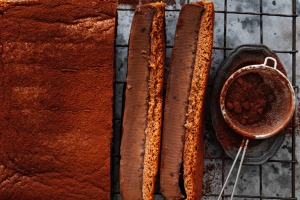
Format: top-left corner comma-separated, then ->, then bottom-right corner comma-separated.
113,0 -> 300,199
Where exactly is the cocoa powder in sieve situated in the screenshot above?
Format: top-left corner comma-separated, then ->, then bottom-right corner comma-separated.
225,72 -> 275,125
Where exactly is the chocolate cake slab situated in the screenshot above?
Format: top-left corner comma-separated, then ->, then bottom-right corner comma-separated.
0,0 -> 116,199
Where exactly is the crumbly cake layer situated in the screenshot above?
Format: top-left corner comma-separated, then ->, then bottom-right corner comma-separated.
120,2 -> 165,200
0,0 -> 116,199
143,3 -> 165,200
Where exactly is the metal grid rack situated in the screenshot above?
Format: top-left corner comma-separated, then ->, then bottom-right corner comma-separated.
112,0 -> 299,199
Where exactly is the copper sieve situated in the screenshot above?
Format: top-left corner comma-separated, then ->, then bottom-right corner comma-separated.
220,57 -> 295,139
217,57 -> 296,200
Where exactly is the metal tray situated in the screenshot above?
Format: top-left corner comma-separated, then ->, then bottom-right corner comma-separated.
210,44 -> 288,165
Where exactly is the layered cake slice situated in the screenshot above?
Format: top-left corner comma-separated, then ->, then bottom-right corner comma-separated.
120,2 -> 165,200
160,1 -> 214,199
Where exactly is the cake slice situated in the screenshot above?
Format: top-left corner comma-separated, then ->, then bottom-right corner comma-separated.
120,2 -> 165,200
160,2 -> 214,199
0,0 -> 116,199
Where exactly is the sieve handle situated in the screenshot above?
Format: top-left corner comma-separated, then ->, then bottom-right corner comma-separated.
217,138 -> 249,200
263,57 -> 277,69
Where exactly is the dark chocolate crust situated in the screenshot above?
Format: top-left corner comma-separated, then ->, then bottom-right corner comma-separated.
0,0 -> 116,199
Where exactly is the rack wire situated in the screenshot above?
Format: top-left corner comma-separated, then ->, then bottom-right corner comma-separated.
112,0 -> 298,199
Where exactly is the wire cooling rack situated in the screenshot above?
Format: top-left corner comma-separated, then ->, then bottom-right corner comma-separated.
112,0 -> 299,199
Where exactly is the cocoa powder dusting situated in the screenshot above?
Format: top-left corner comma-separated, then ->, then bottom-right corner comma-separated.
0,0 -> 116,198
225,72 -> 275,125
